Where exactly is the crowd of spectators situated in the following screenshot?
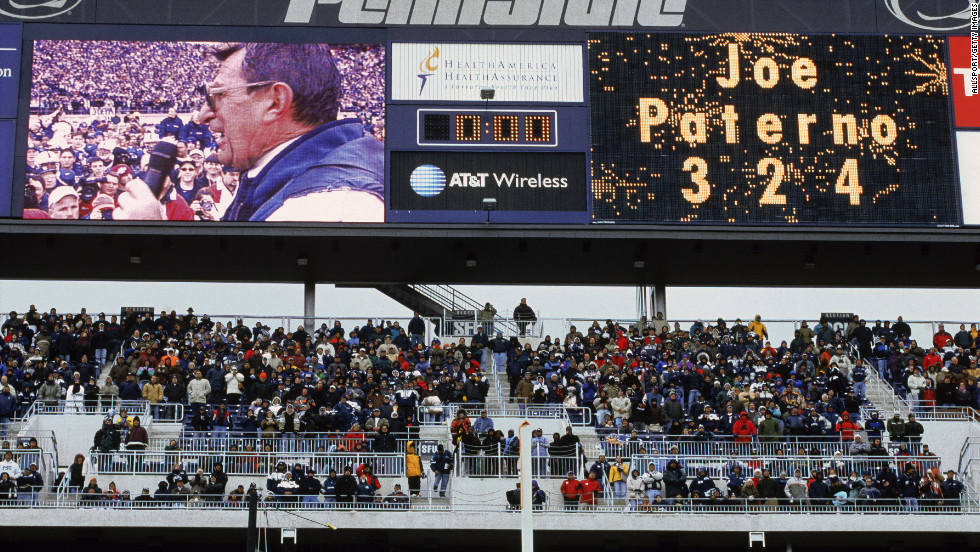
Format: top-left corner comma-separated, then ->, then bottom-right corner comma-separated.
559,451 -> 966,511
504,315 -> 980,446
31,41 -> 218,115
30,40 -> 384,132
2,306 -> 979,511
23,40 -> 385,220
3,308 -> 980,443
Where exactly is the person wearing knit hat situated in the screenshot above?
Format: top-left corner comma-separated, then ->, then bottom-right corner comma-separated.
108,163 -> 134,186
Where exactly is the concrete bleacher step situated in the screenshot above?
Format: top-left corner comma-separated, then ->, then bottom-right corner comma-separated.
96,358 -> 115,386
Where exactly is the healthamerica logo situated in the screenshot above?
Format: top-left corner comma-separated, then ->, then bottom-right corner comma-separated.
416,47 -> 439,95
882,0 -> 972,30
0,0 -> 81,19
410,164 -> 446,197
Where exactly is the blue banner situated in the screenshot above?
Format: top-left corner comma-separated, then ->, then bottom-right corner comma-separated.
0,22 -> 20,119
0,120 -> 13,217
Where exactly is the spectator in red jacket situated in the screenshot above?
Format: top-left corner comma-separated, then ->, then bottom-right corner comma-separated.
932,325 -> 952,350
732,412 -> 757,443
835,412 -> 862,441
560,472 -> 582,510
923,348 -> 942,371
578,472 -> 601,508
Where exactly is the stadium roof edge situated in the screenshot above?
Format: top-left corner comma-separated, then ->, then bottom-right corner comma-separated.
1,220 -> 978,287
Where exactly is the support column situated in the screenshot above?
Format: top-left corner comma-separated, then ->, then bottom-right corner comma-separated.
652,283 -> 666,320
518,422 -> 533,552
303,277 -> 315,332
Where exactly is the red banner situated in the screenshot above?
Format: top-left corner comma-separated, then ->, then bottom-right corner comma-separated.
950,36 -> 980,128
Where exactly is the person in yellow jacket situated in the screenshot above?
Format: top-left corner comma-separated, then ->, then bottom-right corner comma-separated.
609,456 -> 629,499
141,375 -> 164,419
748,315 -> 769,340
406,440 -> 423,497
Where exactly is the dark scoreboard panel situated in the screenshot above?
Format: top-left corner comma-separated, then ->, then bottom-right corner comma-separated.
589,33 -> 961,225
417,109 -> 557,147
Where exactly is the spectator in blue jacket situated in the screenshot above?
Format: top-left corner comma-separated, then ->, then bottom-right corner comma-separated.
864,411 -> 886,439
689,468 -> 715,497
430,444 -> 453,497
157,108 -> 184,138
0,386 -> 17,434
300,467 -> 322,507
940,471 -> 964,510
897,464 -> 920,511
117,374 -> 141,401
321,468 -> 338,507
588,455 -> 611,489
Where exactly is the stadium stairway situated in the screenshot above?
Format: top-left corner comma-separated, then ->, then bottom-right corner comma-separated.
862,367 -> 911,417
339,284 -> 523,336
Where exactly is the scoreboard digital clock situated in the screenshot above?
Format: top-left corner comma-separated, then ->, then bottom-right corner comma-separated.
417,109 -> 557,147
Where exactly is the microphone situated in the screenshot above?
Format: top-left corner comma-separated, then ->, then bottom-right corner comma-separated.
143,142 -> 179,200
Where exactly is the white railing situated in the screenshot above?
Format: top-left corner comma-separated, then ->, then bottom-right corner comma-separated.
861,367 -> 911,416
454,450 -> 581,479
630,454 -> 944,480
146,431 -> 415,454
88,450 -> 406,477
1,312 -> 972,344
598,435 -> 921,459
1,496 -> 977,514
25,399 -> 150,419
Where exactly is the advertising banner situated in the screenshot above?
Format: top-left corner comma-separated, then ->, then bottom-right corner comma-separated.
949,35 -> 980,128
959,131 -> 980,225
391,43 -> 583,103
86,0 -> 877,32
0,0 -> 969,34
589,33 -> 959,225
389,151 -> 587,213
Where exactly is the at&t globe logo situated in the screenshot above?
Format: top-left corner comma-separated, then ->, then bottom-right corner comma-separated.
410,164 -> 446,197
0,0 -> 82,19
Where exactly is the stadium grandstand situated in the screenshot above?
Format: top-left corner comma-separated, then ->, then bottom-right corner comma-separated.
2,1 -> 980,550
1,305 -> 978,549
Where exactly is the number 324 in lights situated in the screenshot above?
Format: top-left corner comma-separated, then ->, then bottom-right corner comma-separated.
681,157 -> 862,206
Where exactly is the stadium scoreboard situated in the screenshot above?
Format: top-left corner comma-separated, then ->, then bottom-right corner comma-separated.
589,33 -> 960,225
1,0 -> 978,227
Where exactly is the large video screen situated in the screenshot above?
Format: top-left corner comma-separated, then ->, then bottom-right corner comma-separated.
589,33 -> 960,225
24,39 -> 385,222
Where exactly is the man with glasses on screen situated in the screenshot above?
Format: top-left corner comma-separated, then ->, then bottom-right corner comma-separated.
116,42 -> 383,222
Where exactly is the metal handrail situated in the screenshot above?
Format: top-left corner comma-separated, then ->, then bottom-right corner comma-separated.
0,496 -> 976,513
25,399 -> 151,418
863,366 -> 911,415
599,435 -> 921,459
88,450 -> 407,477
2,313 -> 973,339
453,449 -> 581,479
147,431 -> 417,453
54,464 -> 71,498
630,454 -> 944,479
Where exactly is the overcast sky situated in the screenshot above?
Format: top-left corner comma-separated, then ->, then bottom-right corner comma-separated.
1,281 -> 976,329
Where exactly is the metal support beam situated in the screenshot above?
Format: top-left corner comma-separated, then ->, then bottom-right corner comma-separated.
652,283 -> 667,321
303,277 -> 315,331
246,486 -> 258,552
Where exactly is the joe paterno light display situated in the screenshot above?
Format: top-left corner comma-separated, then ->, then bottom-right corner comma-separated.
589,33 -> 959,225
